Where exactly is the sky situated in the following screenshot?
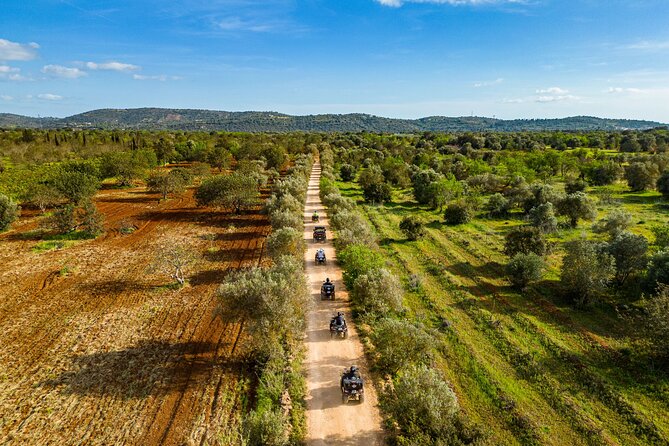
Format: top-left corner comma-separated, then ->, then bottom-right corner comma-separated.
1,0 -> 669,121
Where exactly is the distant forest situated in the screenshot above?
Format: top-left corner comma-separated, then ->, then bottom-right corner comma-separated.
1,108 -> 666,133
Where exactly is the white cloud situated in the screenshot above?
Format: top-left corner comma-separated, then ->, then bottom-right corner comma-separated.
133,74 -> 182,81
474,77 -> 504,87
624,41 -> 669,51
216,16 -> 279,32
536,87 -> 568,94
0,39 -> 39,61
535,94 -> 579,103
0,64 -> 26,81
374,0 -> 525,7
607,87 -> 647,94
41,64 -> 87,79
85,61 -> 140,72
502,98 -> 524,103
0,95 -> 13,101
37,93 -> 63,101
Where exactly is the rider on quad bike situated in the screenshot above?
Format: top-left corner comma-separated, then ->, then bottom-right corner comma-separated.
330,311 -> 348,338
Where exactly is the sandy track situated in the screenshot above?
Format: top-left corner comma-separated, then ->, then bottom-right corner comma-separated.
303,163 -> 384,445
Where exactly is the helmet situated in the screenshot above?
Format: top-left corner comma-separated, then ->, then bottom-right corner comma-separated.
350,366 -> 358,373
325,277 -> 330,283
338,312 -> 343,317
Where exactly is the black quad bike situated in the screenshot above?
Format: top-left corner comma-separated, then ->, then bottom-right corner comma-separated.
330,315 -> 348,339
340,373 -> 364,403
321,281 -> 335,300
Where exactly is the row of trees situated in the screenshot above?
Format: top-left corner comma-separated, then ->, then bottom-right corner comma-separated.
217,154 -> 313,446
320,149 -> 487,445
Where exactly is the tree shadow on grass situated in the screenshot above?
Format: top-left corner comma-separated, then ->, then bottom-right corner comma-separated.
39,340 -> 242,400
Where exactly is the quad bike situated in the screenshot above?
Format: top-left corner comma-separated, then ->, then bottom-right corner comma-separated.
330,314 -> 348,338
321,281 -> 335,300
315,249 -> 326,265
340,370 -> 364,403
313,226 -> 326,242
312,212 -> 320,222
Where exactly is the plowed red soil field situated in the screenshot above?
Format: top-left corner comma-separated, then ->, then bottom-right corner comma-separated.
0,184 -> 270,445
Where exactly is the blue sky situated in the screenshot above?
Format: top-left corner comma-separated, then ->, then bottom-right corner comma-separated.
1,0 -> 668,121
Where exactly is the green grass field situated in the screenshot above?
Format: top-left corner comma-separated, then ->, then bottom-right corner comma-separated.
337,180 -> 669,445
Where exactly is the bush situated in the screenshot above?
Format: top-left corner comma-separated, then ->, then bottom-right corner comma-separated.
522,183 -> 562,214
561,237 -> 615,306
651,225 -> 669,249
399,216 -> 425,241
506,253 -> 545,288
646,250 -> 669,289
269,209 -> 302,231
529,202 -> 558,234
504,226 -> 548,257
486,193 -> 511,218
266,227 -> 305,260
79,200 -> 104,236
639,285 -> 669,359
362,181 -> 392,204
0,193 -> 20,232
339,163 -> 357,181
338,244 -> 384,290
444,201 -> 473,225
49,170 -> 100,205
45,204 -> 76,233
381,365 -> 459,442
243,408 -> 289,446
625,162 -> 659,192
352,267 -> 404,315
371,318 -> 433,375
657,170 -> 669,198
593,209 -> 633,237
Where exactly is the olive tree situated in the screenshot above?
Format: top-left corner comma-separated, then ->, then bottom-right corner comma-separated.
371,318 -> 434,375
561,237 -> 615,306
625,162 -> 659,192
529,202 -> 558,234
557,192 -> 597,228
506,253 -> 545,289
146,169 -> 187,199
150,240 -> 198,286
606,231 -> 648,286
657,170 -> 669,198
443,201 -> 473,225
196,173 -> 259,213
352,267 -> 404,315
266,227 -> 305,260
381,365 -> 459,442
399,215 -> 425,241
646,250 -> 669,289
504,226 -> 548,257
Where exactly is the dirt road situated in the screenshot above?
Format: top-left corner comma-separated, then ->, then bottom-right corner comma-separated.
303,162 -> 384,445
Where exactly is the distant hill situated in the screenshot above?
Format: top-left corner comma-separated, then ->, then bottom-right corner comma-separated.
1,108 -> 666,132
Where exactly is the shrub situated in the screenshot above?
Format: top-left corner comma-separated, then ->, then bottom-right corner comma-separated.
399,216 -> 425,241
25,183 -> 61,213
522,183 -> 562,214
339,163 -> 357,181
646,250 -> 669,289
243,408 -> 289,446
362,181 -> 392,204
371,318 -> 433,375
444,201 -> 473,225
338,244 -> 384,290
352,267 -> 404,315
266,227 -> 305,260
269,209 -> 302,231
78,200 -> 104,236
529,202 -> 558,234
0,193 -> 20,232
651,225 -> 669,249
625,162 -> 659,192
411,168 -> 442,205
486,193 -> 511,218
49,170 -> 100,205
506,253 -> 545,288
593,209 -> 633,238
381,365 -> 459,442
45,204 -> 76,233
657,170 -> 669,198
561,237 -> 615,306
322,193 -> 355,212
504,226 -> 548,257
639,285 -> 669,359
